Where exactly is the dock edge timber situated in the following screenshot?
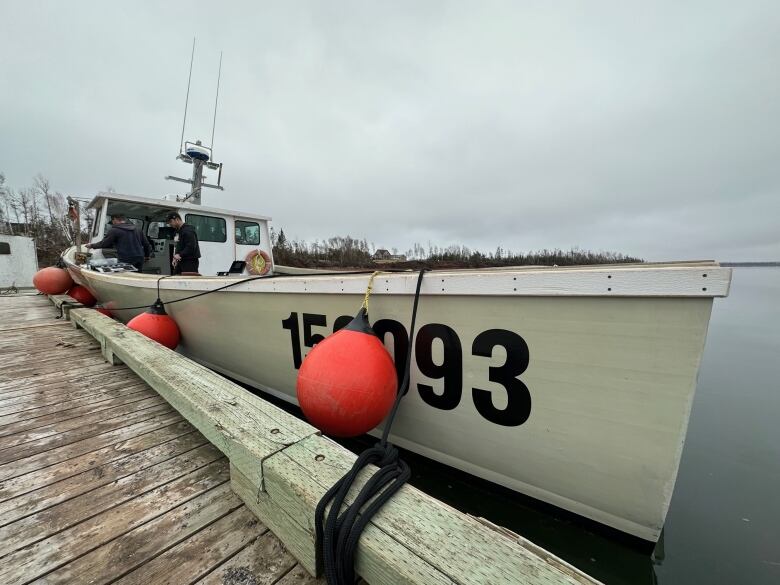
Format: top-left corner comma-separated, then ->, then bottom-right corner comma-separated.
54,296 -> 603,585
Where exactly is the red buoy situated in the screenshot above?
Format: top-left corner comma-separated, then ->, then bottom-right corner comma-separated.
127,300 -> 180,350
33,267 -> 74,295
67,285 -> 96,307
296,308 -> 397,437
95,306 -> 113,318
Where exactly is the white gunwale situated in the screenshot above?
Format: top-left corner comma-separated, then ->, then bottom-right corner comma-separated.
70,258 -> 731,298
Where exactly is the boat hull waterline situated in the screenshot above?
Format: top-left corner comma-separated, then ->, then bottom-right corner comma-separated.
64,257 -> 731,542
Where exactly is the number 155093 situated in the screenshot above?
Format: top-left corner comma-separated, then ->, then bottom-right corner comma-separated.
281,312 -> 532,427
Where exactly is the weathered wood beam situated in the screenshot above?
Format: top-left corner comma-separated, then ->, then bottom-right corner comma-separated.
235,436 -> 599,585
67,308 -> 318,488
49,294 -> 84,320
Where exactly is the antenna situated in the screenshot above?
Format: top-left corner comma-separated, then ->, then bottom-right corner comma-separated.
179,37 -> 196,151
166,40 -> 225,205
210,51 -> 223,155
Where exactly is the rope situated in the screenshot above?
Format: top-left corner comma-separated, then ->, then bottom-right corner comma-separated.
360,271 -> 381,312
92,269 -> 412,313
315,269 -> 427,585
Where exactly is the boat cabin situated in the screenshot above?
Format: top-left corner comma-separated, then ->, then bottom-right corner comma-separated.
86,193 -> 274,276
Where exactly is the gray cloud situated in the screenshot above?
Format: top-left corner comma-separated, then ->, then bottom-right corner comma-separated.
1,0 -> 778,261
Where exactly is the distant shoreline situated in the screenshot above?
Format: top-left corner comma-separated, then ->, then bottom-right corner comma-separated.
720,262 -> 780,267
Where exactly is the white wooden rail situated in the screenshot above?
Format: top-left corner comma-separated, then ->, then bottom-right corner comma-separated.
63,304 -> 602,585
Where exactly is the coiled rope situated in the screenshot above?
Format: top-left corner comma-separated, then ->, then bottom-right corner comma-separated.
315,269 -> 427,585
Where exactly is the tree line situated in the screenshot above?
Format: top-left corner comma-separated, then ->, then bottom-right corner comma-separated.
0,171 -> 642,270
0,172 -> 92,267
271,228 -> 642,269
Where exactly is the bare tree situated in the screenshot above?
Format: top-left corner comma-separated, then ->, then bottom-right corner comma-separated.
0,173 -> 10,234
34,174 -> 54,222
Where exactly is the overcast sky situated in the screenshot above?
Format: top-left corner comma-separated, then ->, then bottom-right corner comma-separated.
1,1 -> 778,261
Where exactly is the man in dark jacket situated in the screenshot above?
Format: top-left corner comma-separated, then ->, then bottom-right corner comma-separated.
166,212 -> 201,274
86,214 -> 151,271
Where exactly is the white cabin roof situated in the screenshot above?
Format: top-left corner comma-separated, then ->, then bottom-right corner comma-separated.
86,192 -> 272,222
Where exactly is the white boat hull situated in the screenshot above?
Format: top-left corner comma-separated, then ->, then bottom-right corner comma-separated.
64,255 -> 730,542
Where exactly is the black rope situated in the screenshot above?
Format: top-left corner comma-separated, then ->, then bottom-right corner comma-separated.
56,300 -> 79,319
314,269 -> 427,585
99,274 -> 263,312
91,268 -> 422,312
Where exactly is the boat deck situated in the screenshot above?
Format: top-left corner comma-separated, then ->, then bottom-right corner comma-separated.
0,293 -> 320,585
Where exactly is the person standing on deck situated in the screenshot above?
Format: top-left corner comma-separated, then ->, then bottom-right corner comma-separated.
85,214 -> 151,271
166,212 -> 201,274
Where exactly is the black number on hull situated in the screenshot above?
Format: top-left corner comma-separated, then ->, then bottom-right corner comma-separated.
373,318 -> 410,391
303,313 -> 327,347
281,312 -> 302,369
333,315 -> 352,332
415,323 -> 462,410
282,312 -> 533,426
471,329 -> 531,426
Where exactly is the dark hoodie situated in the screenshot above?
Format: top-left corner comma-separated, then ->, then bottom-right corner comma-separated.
90,222 -> 152,261
175,224 -> 201,260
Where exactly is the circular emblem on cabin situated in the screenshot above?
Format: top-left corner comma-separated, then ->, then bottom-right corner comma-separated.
245,249 -> 271,275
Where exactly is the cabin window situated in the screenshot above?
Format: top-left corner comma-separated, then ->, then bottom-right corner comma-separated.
0,242 -> 10,255
235,221 -> 260,246
147,221 -> 176,240
185,214 -> 227,243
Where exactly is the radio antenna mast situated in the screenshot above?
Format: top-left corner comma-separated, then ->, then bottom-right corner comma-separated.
210,51 -> 223,156
166,39 -> 224,204
179,37 -> 196,151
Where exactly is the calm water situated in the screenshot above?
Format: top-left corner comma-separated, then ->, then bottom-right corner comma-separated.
255,268 -> 780,584
387,267 -> 780,585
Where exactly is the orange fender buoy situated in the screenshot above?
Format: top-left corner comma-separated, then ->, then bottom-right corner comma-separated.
33,267 -> 74,295
127,300 -> 180,350
296,308 -> 397,437
245,249 -> 272,276
67,285 -> 96,307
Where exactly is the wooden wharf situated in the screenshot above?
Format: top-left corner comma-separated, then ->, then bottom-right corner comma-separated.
0,292 -> 602,585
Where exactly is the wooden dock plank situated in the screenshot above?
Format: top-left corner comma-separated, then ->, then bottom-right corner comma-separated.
0,385 -> 153,434
0,419 -> 195,502
0,363 -> 136,396
273,566 -> 325,585
30,483 -> 242,585
0,401 -> 173,464
0,410 -> 184,482
1,293 -> 311,585
194,531 -> 301,585
0,443 -> 224,556
0,460 -> 230,585
0,430 -> 208,527
113,506 -> 267,585
0,328 -> 90,351
0,349 -> 102,375
0,376 -> 143,416
0,395 -> 167,449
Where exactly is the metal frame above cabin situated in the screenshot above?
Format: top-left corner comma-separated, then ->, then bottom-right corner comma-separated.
86,192 -> 273,223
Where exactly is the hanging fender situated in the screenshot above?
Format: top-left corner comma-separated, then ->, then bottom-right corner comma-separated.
244,249 -> 272,275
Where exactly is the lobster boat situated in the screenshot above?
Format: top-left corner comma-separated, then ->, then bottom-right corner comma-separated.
61,142 -> 731,543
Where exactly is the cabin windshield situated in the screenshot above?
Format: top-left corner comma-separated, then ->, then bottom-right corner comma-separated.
92,200 -> 181,275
